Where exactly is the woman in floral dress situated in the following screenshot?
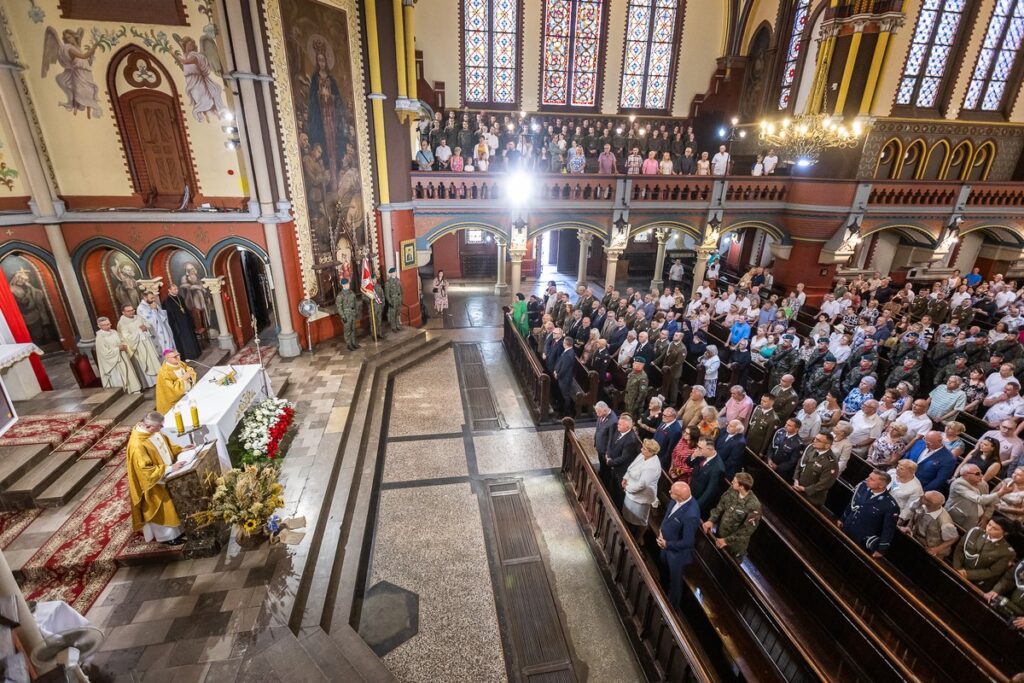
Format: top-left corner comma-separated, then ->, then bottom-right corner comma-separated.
432,270 -> 449,316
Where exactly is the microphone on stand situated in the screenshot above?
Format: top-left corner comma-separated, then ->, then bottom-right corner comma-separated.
189,360 -> 238,382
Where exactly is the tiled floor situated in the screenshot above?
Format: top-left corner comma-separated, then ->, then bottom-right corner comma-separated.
12,279 -> 639,682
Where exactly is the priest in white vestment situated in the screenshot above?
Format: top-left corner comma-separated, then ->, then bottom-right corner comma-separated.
138,292 -> 176,354
117,305 -> 161,388
95,317 -> 142,393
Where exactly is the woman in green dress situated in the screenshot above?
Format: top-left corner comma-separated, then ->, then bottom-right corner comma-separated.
512,292 -> 530,337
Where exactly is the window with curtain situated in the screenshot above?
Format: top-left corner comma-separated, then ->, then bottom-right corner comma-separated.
619,0 -> 683,111
895,0 -> 971,109
963,0 -> 1024,113
463,0 -> 521,106
541,0 -> 607,108
777,0 -> 811,110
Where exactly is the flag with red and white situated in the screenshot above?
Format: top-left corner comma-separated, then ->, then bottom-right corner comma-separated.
361,257 -> 381,303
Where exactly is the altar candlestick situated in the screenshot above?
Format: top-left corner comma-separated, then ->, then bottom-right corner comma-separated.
189,399 -> 199,429
174,407 -> 185,435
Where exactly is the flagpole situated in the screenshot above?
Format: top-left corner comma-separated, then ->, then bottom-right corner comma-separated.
369,297 -> 379,349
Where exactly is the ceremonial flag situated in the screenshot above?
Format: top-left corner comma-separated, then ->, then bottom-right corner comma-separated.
361,257 -> 382,303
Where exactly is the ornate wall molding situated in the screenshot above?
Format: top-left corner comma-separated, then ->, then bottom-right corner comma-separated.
263,0 -> 375,298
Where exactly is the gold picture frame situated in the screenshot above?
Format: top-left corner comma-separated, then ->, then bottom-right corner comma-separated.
400,239 -> 416,270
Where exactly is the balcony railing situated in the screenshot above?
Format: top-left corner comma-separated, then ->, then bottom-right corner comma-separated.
409,171 -> 1024,212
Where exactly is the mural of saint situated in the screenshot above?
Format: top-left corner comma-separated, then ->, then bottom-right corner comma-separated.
2,256 -> 59,348
41,27 -> 102,118
307,38 -> 346,188
109,255 -> 142,311
173,34 -> 226,122
178,261 -> 209,319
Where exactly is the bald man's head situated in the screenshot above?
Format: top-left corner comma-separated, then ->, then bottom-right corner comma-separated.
670,481 -> 691,503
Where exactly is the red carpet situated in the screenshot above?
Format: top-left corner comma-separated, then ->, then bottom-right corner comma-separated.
56,419 -> 114,456
0,509 -> 42,549
80,426 -> 133,462
18,465 -> 135,614
228,344 -> 277,367
0,412 -> 93,448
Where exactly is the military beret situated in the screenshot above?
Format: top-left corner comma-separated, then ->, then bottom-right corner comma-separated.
941,330 -> 956,337
388,267 -> 396,273
859,354 -> 876,363
633,356 -> 647,365
824,352 -> 837,363
340,278 -> 349,285
817,337 -> 829,344
782,334 -> 795,342
906,332 -> 919,338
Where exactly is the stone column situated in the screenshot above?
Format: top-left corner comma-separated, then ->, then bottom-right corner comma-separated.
576,231 -> 593,289
650,227 -> 668,292
43,225 -> 95,350
262,223 -> 302,356
494,238 -> 508,296
509,247 -> 526,296
604,249 -> 623,289
691,247 -> 715,298
202,277 -> 237,353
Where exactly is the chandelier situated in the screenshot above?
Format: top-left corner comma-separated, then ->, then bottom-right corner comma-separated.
758,114 -> 866,167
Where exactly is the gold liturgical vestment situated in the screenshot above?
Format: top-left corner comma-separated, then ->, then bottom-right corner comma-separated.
155,361 -> 197,413
127,427 -> 182,532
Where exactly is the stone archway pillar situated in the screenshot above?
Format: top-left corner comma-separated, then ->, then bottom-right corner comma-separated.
650,227 -> 668,292
576,231 -> 593,289
202,277 -> 237,353
494,238 -> 508,296
509,247 -> 526,295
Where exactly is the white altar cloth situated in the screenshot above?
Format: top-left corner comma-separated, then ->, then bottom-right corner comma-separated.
0,343 -> 43,401
162,365 -> 273,472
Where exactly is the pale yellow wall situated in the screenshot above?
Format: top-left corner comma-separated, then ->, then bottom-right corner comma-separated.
601,0 -> 628,113
1,0 -> 246,199
416,0 -> 463,105
521,0 -> 543,110
0,113 -> 30,198
671,0 -> 727,116
741,0 -> 779,54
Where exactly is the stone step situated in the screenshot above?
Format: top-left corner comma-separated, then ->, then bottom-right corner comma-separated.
2,450 -> 79,509
329,340 -> 451,632
34,459 -> 104,508
292,331 -> 432,632
97,391 -> 147,422
0,444 -> 50,493
297,625 -> 397,683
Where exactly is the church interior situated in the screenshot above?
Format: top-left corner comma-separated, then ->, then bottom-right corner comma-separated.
0,0 -> 1024,680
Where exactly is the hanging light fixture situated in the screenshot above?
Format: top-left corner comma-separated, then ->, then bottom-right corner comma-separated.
758,114 -> 867,166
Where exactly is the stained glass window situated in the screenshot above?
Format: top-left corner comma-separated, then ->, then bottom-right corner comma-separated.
778,0 -> 811,110
463,0 -> 520,106
541,0 -> 607,108
619,0 -> 682,111
895,0 -> 969,108
963,0 -> 1024,112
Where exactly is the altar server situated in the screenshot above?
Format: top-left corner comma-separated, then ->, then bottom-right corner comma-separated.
155,349 -> 197,413
138,291 -> 176,354
127,411 -> 186,545
95,317 -> 142,393
118,304 -> 161,388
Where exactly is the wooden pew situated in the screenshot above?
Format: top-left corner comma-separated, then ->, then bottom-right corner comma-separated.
568,357 -> 599,418
502,311 -> 551,423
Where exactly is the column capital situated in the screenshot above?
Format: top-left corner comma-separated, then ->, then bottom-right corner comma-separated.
577,230 -> 594,244
509,247 -> 527,261
654,227 -> 668,244
604,247 -> 624,260
137,277 -> 163,296
202,276 -> 226,295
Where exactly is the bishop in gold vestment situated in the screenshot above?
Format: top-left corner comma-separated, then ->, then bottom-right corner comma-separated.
127,412 -> 186,545
155,350 -> 197,413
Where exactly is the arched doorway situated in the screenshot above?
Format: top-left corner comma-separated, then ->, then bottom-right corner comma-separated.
629,222 -> 701,291
0,250 -> 75,353
147,244 -> 219,347
955,226 -> 1024,280
856,225 -> 939,279
529,223 -> 607,288
720,222 -> 786,274
212,246 -> 274,349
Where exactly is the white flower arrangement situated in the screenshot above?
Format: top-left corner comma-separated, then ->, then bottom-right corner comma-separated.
235,397 -> 296,462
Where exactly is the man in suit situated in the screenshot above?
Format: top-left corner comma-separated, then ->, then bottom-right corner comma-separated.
904,430 -> 957,493
606,414 -> 642,507
793,432 -> 839,508
553,337 -> 578,417
714,419 -> 748,479
634,332 -> 655,372
657,481 -> 701,608
688,440 -> 726,519
594,401 -> 618,488
654,407 -> 683,469
608,319 -> 629,354
542,327 -> 563,366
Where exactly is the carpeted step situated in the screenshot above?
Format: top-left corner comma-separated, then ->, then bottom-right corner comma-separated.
114,531 -> 185,566
97,392 -> 147,423
2,451 -> 80,509
34,459 -> 104,508
0,444 -> 50,493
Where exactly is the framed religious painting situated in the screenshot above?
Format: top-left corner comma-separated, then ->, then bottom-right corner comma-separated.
400,239 -> 416,271
265,0 -> 375,304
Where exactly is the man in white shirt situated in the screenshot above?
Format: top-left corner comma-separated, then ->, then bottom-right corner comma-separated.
696,280 -> 714,301
658,288 -> 675,311
986,364 -> 1018,398
1000,307 -> 1024,333
995,288 -> 1017,313
617,330 -> 638,367
849,400 -> 884,456
711,145 -> 730,176
820,294 -> 843,321
435,139 -> 452,169
895,399 -> 933,446
983,380 -> 1024,427
713,294 -> 732,317
668,260 -> 685,289
795,399 -> 821,445
762,150 -> 778,175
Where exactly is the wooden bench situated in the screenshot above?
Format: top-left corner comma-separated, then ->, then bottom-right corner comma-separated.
502,311 -> 551,423
568,356 -> 599,418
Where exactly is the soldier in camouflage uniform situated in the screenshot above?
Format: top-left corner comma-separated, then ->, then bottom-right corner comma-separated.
767,334 -> 800,389
847,338 -> 879,372
383,267 -> 403,332
802,337 -> 831,379
703,472 -> 762,559
803,355 -> 842,404
770,374 -> 800,421
935,354 -> 970,386
659,333 -> 686,406
953,301 -> 975,328
623,357 -> 650,419
842,356 -> 877,396
336,278 -> 361,351
891,332 -> 925,366
885,358 -> 922,392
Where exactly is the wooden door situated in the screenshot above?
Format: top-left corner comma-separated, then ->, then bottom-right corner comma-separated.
121,91 -> 195,208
